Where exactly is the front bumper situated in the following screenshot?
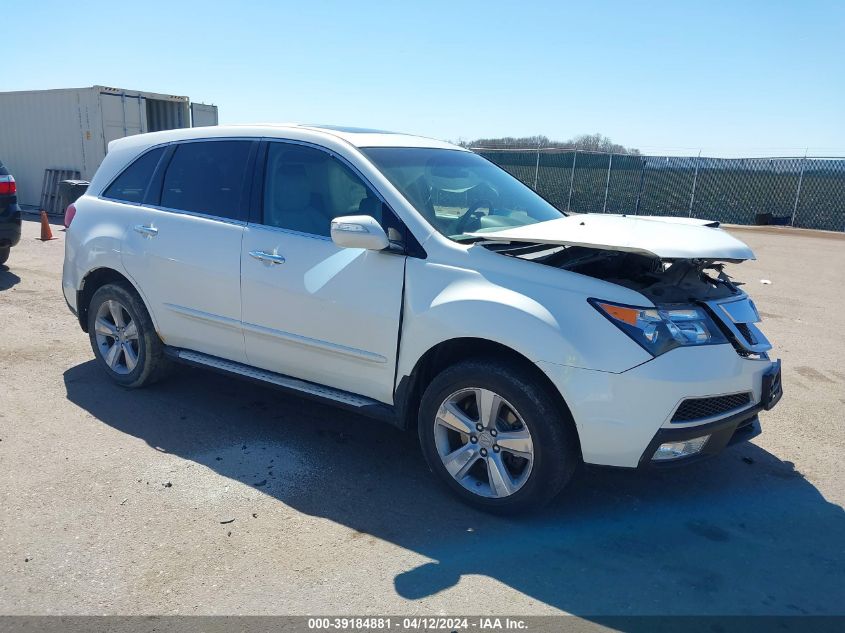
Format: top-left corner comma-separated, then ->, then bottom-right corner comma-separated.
537,346 -> 782,468
639,408 -> 762,468
639,359 -> 781,467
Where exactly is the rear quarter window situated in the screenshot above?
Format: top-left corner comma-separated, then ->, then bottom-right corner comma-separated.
103,147 -> 165,203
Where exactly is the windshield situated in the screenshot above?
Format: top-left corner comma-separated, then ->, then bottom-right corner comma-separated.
362,147 -> 564,241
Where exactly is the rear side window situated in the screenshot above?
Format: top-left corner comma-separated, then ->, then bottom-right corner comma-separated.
103,147 -> 164,203
160,141 -> 252,220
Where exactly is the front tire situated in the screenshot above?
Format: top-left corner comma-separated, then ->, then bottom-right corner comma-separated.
0,246 -> 9,266
87,282 -> 170,388
418,358 -> 579,513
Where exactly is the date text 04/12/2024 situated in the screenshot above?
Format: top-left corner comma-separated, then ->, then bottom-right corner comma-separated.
307,617 -> 528,631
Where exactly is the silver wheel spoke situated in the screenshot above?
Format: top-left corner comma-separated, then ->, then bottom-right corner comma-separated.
95,318 -> 118,338
108,300 -> 125,328
123,343 -> 138,371
495,428 -> 533,459
436,402 -> 476,435
475,388 -> 502,429
94,298 -> 138,376
442,443 -> 480,480
104,342 -> 122,369
487,452 -> 517,497
123,320 -> 138,341
434,387 -> 534,499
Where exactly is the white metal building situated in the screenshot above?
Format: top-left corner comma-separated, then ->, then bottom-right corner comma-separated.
0,86 -> 219,208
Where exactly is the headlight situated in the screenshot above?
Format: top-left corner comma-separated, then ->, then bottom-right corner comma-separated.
589,299 -> 728,356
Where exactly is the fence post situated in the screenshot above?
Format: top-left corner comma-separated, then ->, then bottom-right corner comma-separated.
634,156 -> 646,215
566,149 -> 578,212
602,153 -> 614,213
533,142 -> 541,190
688,150 -> 701,217
790,152 -> 807,227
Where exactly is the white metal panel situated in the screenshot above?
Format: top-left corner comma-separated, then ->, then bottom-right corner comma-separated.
0,87 -> 96,207
299,125 -> 464,150
466,213 -> 756,260
121,206 -> 247,362
0,86 -> 192,208
191,103 -> 218,127
240,226 -> 405,404
100,93 -> 145,148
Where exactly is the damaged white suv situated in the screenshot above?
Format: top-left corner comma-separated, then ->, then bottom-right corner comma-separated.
62,125 -> 782,512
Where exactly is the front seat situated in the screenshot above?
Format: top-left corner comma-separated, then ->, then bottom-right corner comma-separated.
269,164 -> 329,236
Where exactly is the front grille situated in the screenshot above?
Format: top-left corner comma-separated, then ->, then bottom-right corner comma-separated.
671,392 -> 752,423
704,297 -> 772,357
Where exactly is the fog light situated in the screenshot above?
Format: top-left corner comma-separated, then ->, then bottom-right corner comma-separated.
652,435 -> 710,461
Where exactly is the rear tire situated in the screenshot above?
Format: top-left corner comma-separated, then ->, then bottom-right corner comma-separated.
0,247 -> 9,266
87,282 -> 171,388
418,358 -> 579,514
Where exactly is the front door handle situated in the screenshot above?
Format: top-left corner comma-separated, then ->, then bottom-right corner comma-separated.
134,224 -> 158,238
249,250 -> 286,265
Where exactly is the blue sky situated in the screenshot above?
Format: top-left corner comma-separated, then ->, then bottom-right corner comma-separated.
7,0 -> 845,156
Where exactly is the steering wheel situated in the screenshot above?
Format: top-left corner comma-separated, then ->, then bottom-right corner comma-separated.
454,199 -> 495,235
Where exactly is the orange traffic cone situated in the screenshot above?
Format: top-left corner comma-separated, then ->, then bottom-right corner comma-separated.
39,211 -> 55,241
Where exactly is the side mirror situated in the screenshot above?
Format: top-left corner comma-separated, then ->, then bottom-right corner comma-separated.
330,215 -> 390,251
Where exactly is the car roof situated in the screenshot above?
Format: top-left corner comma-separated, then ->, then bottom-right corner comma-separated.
109,124 -> 465,153
298,124 -> 463,149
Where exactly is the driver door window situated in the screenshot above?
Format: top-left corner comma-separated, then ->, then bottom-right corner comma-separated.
263,143 -> 381,236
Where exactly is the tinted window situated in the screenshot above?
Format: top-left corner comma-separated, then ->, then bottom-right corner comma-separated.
161,141 -> 251,220
263,143 -> 379,237
103,147 -> 164,203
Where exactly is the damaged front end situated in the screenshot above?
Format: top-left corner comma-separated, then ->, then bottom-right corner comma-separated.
523,245 -> 738,303
494,243 -> 772,359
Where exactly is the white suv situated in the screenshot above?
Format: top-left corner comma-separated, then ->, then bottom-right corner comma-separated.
62,125 -> 782,512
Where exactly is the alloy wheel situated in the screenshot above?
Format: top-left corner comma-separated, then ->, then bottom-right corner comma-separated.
93,299 -> 140,375
433,387 -> 534,498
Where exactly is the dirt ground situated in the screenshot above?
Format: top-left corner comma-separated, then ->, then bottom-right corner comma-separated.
1,216 -> 843,618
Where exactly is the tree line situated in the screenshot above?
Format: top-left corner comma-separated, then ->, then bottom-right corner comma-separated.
458,133 -> 640,155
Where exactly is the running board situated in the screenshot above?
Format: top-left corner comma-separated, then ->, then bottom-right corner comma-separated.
166,348 -> 398,424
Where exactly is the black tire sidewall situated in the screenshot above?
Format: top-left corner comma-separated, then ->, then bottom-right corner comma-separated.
87,283 -> 155,388
418,359 -> 577,513
0,247 -> 9,266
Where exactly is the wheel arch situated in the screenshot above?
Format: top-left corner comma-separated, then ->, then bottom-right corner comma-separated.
394,337 -> 582,457
77,267 -> 153,333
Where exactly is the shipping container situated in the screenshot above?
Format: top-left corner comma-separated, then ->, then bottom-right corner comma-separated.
0,86 -> 219,209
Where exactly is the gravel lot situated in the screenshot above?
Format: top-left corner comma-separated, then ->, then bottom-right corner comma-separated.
1,217 -> 843,617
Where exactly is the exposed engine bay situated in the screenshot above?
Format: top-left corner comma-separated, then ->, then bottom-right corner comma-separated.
490,243 -> 742,304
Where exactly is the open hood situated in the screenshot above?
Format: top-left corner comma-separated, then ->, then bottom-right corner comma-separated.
467,213 -> 755,260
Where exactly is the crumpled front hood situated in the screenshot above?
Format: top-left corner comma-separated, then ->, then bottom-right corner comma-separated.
467,213 -> 756,260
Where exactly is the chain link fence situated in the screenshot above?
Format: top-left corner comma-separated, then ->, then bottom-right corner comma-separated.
473,149 -> 845,231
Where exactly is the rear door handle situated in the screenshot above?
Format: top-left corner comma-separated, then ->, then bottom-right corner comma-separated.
134,224 -> 158,238
249,250 -> 286,265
